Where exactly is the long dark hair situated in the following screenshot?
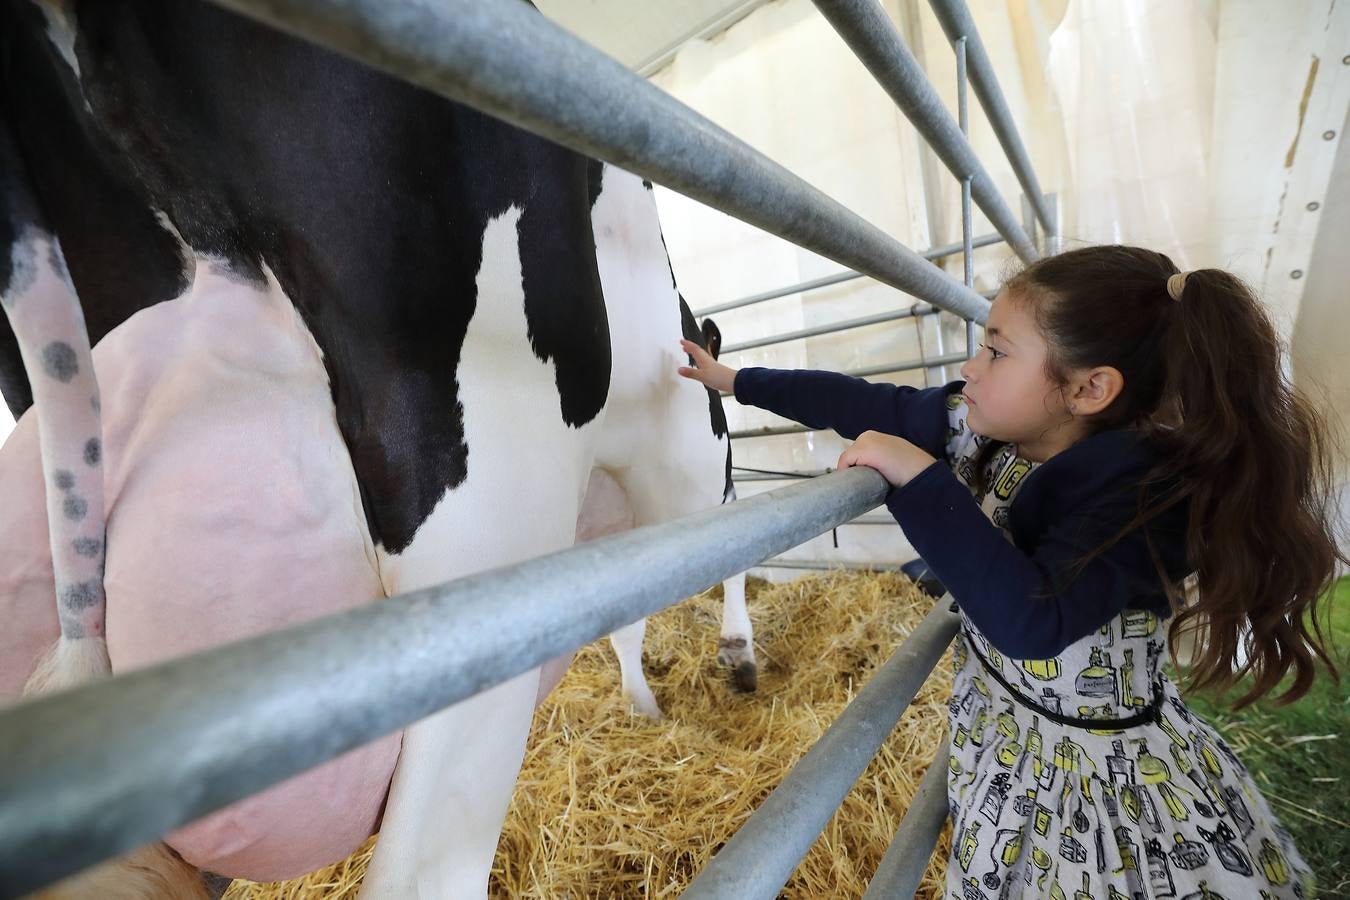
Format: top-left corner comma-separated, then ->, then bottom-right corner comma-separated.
997,244 -> 1344,707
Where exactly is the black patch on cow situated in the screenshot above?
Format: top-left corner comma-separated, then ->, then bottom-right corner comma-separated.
677,295 -> 733,503
517,148 -> 611,427
679,297 -> 728,441
73,537 -> 103,557
586,158 -> 605,210
63,493 -> 87,521
83,436 -> 101,465
13,0 -> 612,553
54,469 -> 74,491
41,340 -> 77,382
60,579 -> 100,610
701,318 -> 723,360
0,0 -> 189,420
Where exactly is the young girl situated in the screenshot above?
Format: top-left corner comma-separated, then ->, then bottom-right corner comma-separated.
678,245 -> 1343,900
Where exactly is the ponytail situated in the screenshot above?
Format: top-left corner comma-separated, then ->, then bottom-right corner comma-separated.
1152,268 -> 1343,706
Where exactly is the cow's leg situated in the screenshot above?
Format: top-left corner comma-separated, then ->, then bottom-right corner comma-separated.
571,467 -> 664,716
588,164 -> 755,700
358,205 -> 601,899
359,671 -> 540,900
717,570 -> 757,692
609,618 -> 663,719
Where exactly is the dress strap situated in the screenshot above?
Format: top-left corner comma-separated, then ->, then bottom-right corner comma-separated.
966,635 -> 1163,730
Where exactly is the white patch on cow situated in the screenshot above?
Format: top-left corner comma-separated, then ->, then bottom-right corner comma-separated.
585,166 -> 754,710
153,210 -> 199,288
362,206 -> 601,899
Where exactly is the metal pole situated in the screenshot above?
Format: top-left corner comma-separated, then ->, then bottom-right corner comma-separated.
753,559 -> 907,572
206,0 -> 990,324
927,0 -> 1055,236
693,232 -> 1003,318
956,33 -> 980,363
811,0 -> 1037,263
679,598 -> 960,899
861,739 -> 952,900
731,423 -> 818,440
0,468 -> 890,895
720,305 -> 936,355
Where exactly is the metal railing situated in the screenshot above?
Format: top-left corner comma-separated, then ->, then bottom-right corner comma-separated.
0,0 -> 1055,896
692,231 -> 1003,318
681,598 -> 960,898
2,470 -> 892,894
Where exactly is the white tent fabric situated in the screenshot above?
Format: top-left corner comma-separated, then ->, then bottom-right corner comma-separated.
648,0 -> 1349,571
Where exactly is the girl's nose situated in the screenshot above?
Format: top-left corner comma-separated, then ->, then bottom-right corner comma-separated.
959,357 -> 976,382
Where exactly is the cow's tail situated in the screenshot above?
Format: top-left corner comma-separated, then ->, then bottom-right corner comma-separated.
0,223 -> 109,697
1,100 -> 209,900
0,88 -> 110,694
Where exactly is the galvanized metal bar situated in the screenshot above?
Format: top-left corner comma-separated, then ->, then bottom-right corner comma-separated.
732,471 -> 827,482
731,423 -> 817,440
956,31 -> 978,363
1020,192 -> 1040,255
720,305 -> 934,355
811,0 -> 1037,263
753,559 -> 907,572
927,0 -> 1055,235
692,232 -> 1003,318
699,269 -> 867,319
845,351 -> 968,381
861,739 -> 952,900
207,0 -> 991,323
0,468 -> 890,895
1044,191 -> 1062,255
679,598 -> 960,899
839,514 -> 898,526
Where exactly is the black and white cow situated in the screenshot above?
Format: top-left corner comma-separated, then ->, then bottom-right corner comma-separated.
0,0 -> 755,895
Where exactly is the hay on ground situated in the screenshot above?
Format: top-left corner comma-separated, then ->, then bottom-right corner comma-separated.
224,571 -> 952,899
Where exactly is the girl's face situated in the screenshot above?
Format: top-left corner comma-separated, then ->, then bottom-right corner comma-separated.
958,291 -> 1077,461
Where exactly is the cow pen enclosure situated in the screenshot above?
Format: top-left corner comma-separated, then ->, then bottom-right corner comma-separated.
0,0 -> 1059,897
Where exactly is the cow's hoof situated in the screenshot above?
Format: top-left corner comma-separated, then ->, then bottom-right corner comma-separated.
719,636 -> 757,692
625,688 -> 664,720
733,660 -> 758,693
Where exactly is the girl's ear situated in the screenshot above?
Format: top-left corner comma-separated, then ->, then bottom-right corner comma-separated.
1069,365 -> 1124,416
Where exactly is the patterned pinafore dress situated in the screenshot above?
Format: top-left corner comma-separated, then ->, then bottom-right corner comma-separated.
938,395 -> 1314,900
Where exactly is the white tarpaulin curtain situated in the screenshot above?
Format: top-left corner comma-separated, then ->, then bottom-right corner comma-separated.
649,0 -> 1348,571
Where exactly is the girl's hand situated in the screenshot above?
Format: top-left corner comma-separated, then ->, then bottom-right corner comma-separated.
837,431 -> 938,488
677,338 -> 738,394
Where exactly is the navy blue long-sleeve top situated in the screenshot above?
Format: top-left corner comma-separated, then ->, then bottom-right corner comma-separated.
734,367 -> 1192,660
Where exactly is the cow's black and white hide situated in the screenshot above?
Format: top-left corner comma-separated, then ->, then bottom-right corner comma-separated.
0,1 -> 753,896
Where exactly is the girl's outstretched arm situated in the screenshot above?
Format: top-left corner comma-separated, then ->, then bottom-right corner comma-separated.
678,339 -> 958,456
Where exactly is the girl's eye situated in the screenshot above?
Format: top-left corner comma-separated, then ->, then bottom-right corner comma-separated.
979,343 -> 1005,360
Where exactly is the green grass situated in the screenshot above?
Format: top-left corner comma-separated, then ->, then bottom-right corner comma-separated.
1168,576 -> 1350,898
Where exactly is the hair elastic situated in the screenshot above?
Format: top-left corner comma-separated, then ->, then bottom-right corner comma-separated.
1166,271 -> 1190,301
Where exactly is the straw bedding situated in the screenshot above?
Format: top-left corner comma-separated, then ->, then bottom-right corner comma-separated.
223,571 -> 952,899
